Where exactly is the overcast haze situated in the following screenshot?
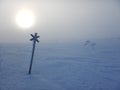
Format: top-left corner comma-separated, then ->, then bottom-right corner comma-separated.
0,0 -> 120,43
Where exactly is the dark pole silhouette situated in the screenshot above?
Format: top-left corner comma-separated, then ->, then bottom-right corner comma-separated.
28,33 -> 40,74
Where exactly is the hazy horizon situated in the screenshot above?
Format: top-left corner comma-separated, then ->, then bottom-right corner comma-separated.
0,0 -> 120,43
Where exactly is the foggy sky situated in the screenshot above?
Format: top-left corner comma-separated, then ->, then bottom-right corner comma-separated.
0,0 -> 120,43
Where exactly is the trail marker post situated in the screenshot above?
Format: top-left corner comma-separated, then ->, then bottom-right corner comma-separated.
28,33 -> 40,74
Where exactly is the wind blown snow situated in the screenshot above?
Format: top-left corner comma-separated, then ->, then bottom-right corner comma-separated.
0,38 -> 120,90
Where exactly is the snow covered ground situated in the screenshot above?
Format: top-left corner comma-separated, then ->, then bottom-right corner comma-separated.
0,38 -> 120,90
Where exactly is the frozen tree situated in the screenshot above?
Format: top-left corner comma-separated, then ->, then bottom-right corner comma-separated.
84,40 -> 96,49
0,59 -> 3,72
91,43 -> 96,49
0,50 -> 3,72
84,40 -> 91,46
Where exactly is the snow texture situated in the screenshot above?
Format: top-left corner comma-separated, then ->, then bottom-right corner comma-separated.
0,38 -> 120,90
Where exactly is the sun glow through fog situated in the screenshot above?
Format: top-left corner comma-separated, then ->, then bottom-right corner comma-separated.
16,9 -> 35,29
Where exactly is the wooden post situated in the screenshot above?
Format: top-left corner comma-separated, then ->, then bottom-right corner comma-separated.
28,33 -> 40,74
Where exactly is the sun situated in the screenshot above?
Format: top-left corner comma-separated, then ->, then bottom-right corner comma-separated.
16,9 -> 35,29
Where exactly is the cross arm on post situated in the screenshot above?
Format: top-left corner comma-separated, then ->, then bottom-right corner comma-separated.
30,33 -> 40,43
31,34 -> 34,38
28,33 -> 40,74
